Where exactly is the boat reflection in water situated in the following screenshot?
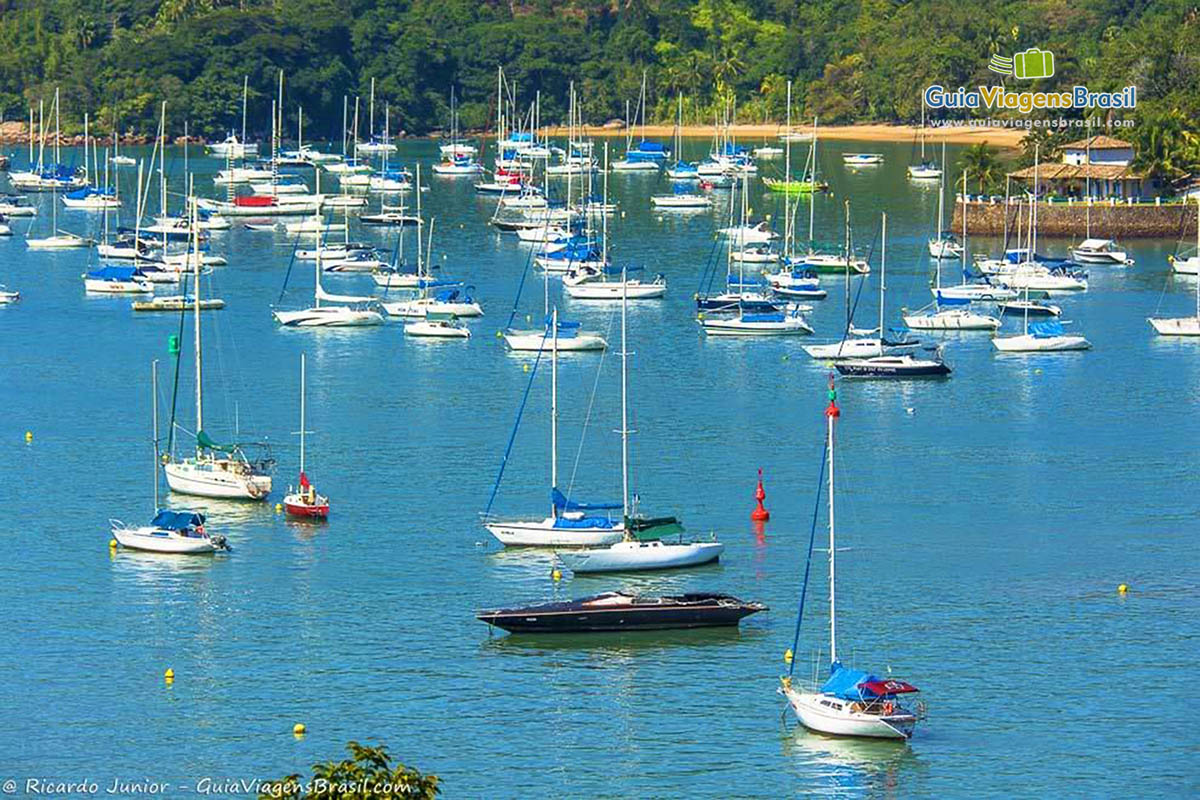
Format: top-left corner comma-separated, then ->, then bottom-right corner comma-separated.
781,723 -> 921,797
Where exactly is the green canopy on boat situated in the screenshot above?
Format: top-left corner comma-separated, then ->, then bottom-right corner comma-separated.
196,429 -> 234,452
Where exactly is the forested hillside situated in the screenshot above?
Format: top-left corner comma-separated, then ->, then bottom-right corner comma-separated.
0,0 -> 1197,172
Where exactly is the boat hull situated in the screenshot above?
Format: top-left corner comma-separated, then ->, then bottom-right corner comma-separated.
557,541 -> 723,573
485,519 -> 624,548
111,525 -> 218,554
992,334 -> 1091,352
834,358 -> 951,378
783,688 -> 915,740
164,462 -> 272,500
478,593 -> 764,633
503,331 -> 606,351
1149,316 -> 1200,336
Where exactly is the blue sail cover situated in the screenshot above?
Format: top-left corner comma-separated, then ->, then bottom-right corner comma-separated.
151,510 -> 205,531
432,288 -> 462,302
87,265 -> 138,281
935,295 -> 971,307
821,661 -> 918,699
552,515 -> 617,529
743,312 -> 784,323
1031,320 -> 1066,338
552,488 -> 621,513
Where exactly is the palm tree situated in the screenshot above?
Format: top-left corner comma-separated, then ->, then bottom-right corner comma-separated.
958,142 -> 1005,193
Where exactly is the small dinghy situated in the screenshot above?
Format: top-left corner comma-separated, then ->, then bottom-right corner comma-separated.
477,591 -> 766,634
557,538 -> 723,574
0,286 -> 21,303
842,153 -> 883,166
111,510 -> 228,555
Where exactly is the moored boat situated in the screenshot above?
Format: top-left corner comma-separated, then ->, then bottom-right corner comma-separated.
477,591 -> 765,634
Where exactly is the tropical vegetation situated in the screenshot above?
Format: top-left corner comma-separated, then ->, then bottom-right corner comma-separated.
259,740 -> 439,800
0,1 -> 1197,176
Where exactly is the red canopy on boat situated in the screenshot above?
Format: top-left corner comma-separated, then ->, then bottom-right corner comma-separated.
234,195 -> 277,207
299,471 -> 310,488
860,679 -> 920,696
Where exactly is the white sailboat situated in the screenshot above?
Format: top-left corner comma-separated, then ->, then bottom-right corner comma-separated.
566,147 -> 667,300
557,271 -> 720,573
780,378 -> 921,739
164,208 -> 274,500
111,360 -> 229,554
927,145 -> 963,258
381,170 -> 483,320
1148,269 -> 1200,336
485,307 -> 626,548
906,169 -> 1001,331
806,204 -> 918,357
907,104 -> 941,180
1170,200 -> 1200,276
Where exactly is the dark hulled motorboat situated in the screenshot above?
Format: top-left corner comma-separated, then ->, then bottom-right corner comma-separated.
477,591 -> 766,634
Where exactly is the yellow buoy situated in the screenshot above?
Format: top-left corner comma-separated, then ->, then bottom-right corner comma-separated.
109,539 -> 118,549
784,648 -> 794,664
1118,583 -> 1128,594
164,667 -> 174,681
24,431 -> 33,442
551,567 -> 562,582
293,723 -> 306,736
275,503 -> 283,513
523,364 -> 530,372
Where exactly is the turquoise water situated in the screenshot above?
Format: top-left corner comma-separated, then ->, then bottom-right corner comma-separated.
0,138 -> 1196,798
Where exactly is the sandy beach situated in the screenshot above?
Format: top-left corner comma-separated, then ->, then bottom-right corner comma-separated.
539,122 -> 1026,148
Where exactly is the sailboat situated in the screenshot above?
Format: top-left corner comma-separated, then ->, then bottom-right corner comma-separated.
1148,269 -> 1200,335
1169,199 -> 1200,276
906,169 -> 1001,331
164,199 -> 274,500
834,214 -> 951,377
433,88 -> 482,175
665,94 -> 699,180
356,78 -> 398,156
111,360 -> 229,554
765,97 -> 827,301
208,77 -> 258,158
381,170 -> 483,319
282,353 -> 330,518
485,307 -> 626,547
805,205 -> 918,358
556,270 -> 717,573
701,175 -> 812,336
611,74 -> 666,172
906,103 -> 940,180
568,147 -> 667,299
927,144 -> 963,258
273,243 -> 385,327
993,282 -> 1090,352
764,99 -> 827,194
780,378 -> 922,739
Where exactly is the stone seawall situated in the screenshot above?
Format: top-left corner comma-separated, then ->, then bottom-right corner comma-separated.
951,200 -> 1197,239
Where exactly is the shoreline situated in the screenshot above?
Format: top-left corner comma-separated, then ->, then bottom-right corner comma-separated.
0,121 -> 1026,149
537,122 -> 1027,148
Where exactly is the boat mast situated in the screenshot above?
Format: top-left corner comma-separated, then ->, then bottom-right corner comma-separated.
960,168 -> 968,286
620,261 -> 630,526
827,376 -> 838,664
843,200 -> 851,332
879,213 -> 886,338
299,353 -> 306,474
152,359 -> 159,511
550,306 -> 559,512
240,75 -> 248,150
808,117 -> 817,250
191,176 -> 203,446
369,77 -> 375,142
937,142 -> 946,236
784,80 -> 792,259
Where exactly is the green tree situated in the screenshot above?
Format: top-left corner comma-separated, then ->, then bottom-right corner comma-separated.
957,142 -> 1007,193
260,741 -> 439,800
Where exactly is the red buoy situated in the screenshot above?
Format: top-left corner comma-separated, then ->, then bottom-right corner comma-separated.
751,468 -> 770,521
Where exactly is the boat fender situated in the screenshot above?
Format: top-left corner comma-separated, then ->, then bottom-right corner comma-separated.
882,701 -> 894,715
